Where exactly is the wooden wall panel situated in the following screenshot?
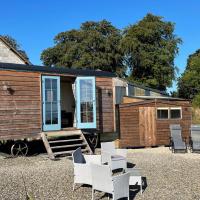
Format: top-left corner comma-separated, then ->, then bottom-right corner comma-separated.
139,107 -> 156,146
96,77 -> 114,133
123,97 -> 144,104
156,106 -> 192,145
119,106 -> 140,147
0,70 -> 41,140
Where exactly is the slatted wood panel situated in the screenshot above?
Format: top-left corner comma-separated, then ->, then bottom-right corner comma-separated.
139,107 -> 156,146
156,104 -> 192,145
0,70 -> 41,140
119,106 -> 140,147
123,97 -> 144,104
119,100 -> 192,147
96,77 -> 114,133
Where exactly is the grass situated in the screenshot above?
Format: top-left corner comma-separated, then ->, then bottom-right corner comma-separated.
192,107 -> 200,124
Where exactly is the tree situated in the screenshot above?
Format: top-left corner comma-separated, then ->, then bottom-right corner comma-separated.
121,13 -> 182,91
41,20 -> 125,76
192,94 -> 200,108
178,49 -> 200,100
1,35 -> 29,61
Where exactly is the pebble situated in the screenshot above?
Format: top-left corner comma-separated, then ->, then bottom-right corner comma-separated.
0,147 -> 199,200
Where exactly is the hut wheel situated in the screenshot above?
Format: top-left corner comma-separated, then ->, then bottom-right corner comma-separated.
88,133 -> 98,149
11,141 -> 28,157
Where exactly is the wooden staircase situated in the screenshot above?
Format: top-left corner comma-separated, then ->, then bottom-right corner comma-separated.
41,129 -> 92,160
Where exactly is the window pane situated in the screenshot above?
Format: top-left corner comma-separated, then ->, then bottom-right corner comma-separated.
135,87 -> 145,96
80,79 -> 94,123
52,112 -> 58,124
45,112 -> 51,124
52,79 -> 57,89
52,89 -> 57,102
45,79 -> 51,89
52,103 -> 58,112
170,109 -> 181,119
45,103 -> 51,112
46,90 -> 53,102
157,109 -> 168,119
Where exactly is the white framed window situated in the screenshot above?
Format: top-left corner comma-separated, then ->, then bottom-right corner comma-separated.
157,107 -> 182,120
157,107 -> 169,119
170,107 -> 182,119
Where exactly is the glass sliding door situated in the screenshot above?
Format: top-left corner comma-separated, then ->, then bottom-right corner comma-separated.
76,77 -> 96,129
42,76 -> 61,131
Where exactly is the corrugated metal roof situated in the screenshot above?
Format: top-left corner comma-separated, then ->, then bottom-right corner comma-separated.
0,62 -> 116,77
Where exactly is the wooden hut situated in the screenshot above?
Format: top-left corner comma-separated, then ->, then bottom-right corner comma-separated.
119,96 -> 192,148
0,62 -> 119,158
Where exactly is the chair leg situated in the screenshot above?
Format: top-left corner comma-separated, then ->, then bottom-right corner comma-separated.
92,188 -> 94,200
140,183 -> 143,195
73,183 -> 75,191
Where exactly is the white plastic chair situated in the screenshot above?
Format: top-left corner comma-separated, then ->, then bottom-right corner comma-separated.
101,142 -> 127,171
72,147 -> 101,190
102,151 -> 127,171
90,163 -> 130,200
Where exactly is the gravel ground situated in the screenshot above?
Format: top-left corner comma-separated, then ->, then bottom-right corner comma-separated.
0,147 -> 200,200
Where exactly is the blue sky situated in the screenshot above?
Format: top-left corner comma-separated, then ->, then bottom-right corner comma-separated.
1,0 -> 200,91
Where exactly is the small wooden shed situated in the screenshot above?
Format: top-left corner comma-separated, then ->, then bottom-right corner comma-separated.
119,96 -> 192,148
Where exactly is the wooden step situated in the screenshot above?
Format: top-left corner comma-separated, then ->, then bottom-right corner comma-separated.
51,143 -> 87,149
61,128 -> 78,131
41,130 -> 92,159
49,139 -> 83,144
53,149 -> 88,156
46,130 -> 82,138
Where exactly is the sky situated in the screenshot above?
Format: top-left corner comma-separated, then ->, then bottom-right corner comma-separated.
1,0 -> 200,92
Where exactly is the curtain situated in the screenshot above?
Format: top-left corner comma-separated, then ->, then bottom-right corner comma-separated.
72,82 -> 77,127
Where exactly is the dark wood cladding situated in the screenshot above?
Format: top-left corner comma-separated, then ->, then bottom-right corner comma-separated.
0,69 -> 115,140
0,70 -> 41,140
96,77 -> 114,133
119,99 -> 192,148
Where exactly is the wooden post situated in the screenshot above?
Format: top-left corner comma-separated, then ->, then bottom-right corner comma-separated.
41,132 -> 55,160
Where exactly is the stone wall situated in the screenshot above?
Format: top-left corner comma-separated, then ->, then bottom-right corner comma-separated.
0,40 -> 25,64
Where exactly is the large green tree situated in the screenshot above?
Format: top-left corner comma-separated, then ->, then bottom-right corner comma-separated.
178,49 -> 200,100
41,20 -> 124,76
121,13 -> 182,91
1,35 -> 29,61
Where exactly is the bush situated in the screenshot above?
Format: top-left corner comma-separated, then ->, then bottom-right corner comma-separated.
192,93 -> 200,108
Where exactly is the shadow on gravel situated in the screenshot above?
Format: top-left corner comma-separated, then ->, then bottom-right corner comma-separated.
127,162 -> 136,168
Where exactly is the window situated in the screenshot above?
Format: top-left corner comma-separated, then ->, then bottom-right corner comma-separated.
157,108 -> 169,119
170,107 -> 181,119
128,85 -> 135,96
115,86 -> 126,104
157,107 -> 182,120
135,87 -> 145,96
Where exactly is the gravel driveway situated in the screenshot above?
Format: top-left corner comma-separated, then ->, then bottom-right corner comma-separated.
0,147 -> 200,200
